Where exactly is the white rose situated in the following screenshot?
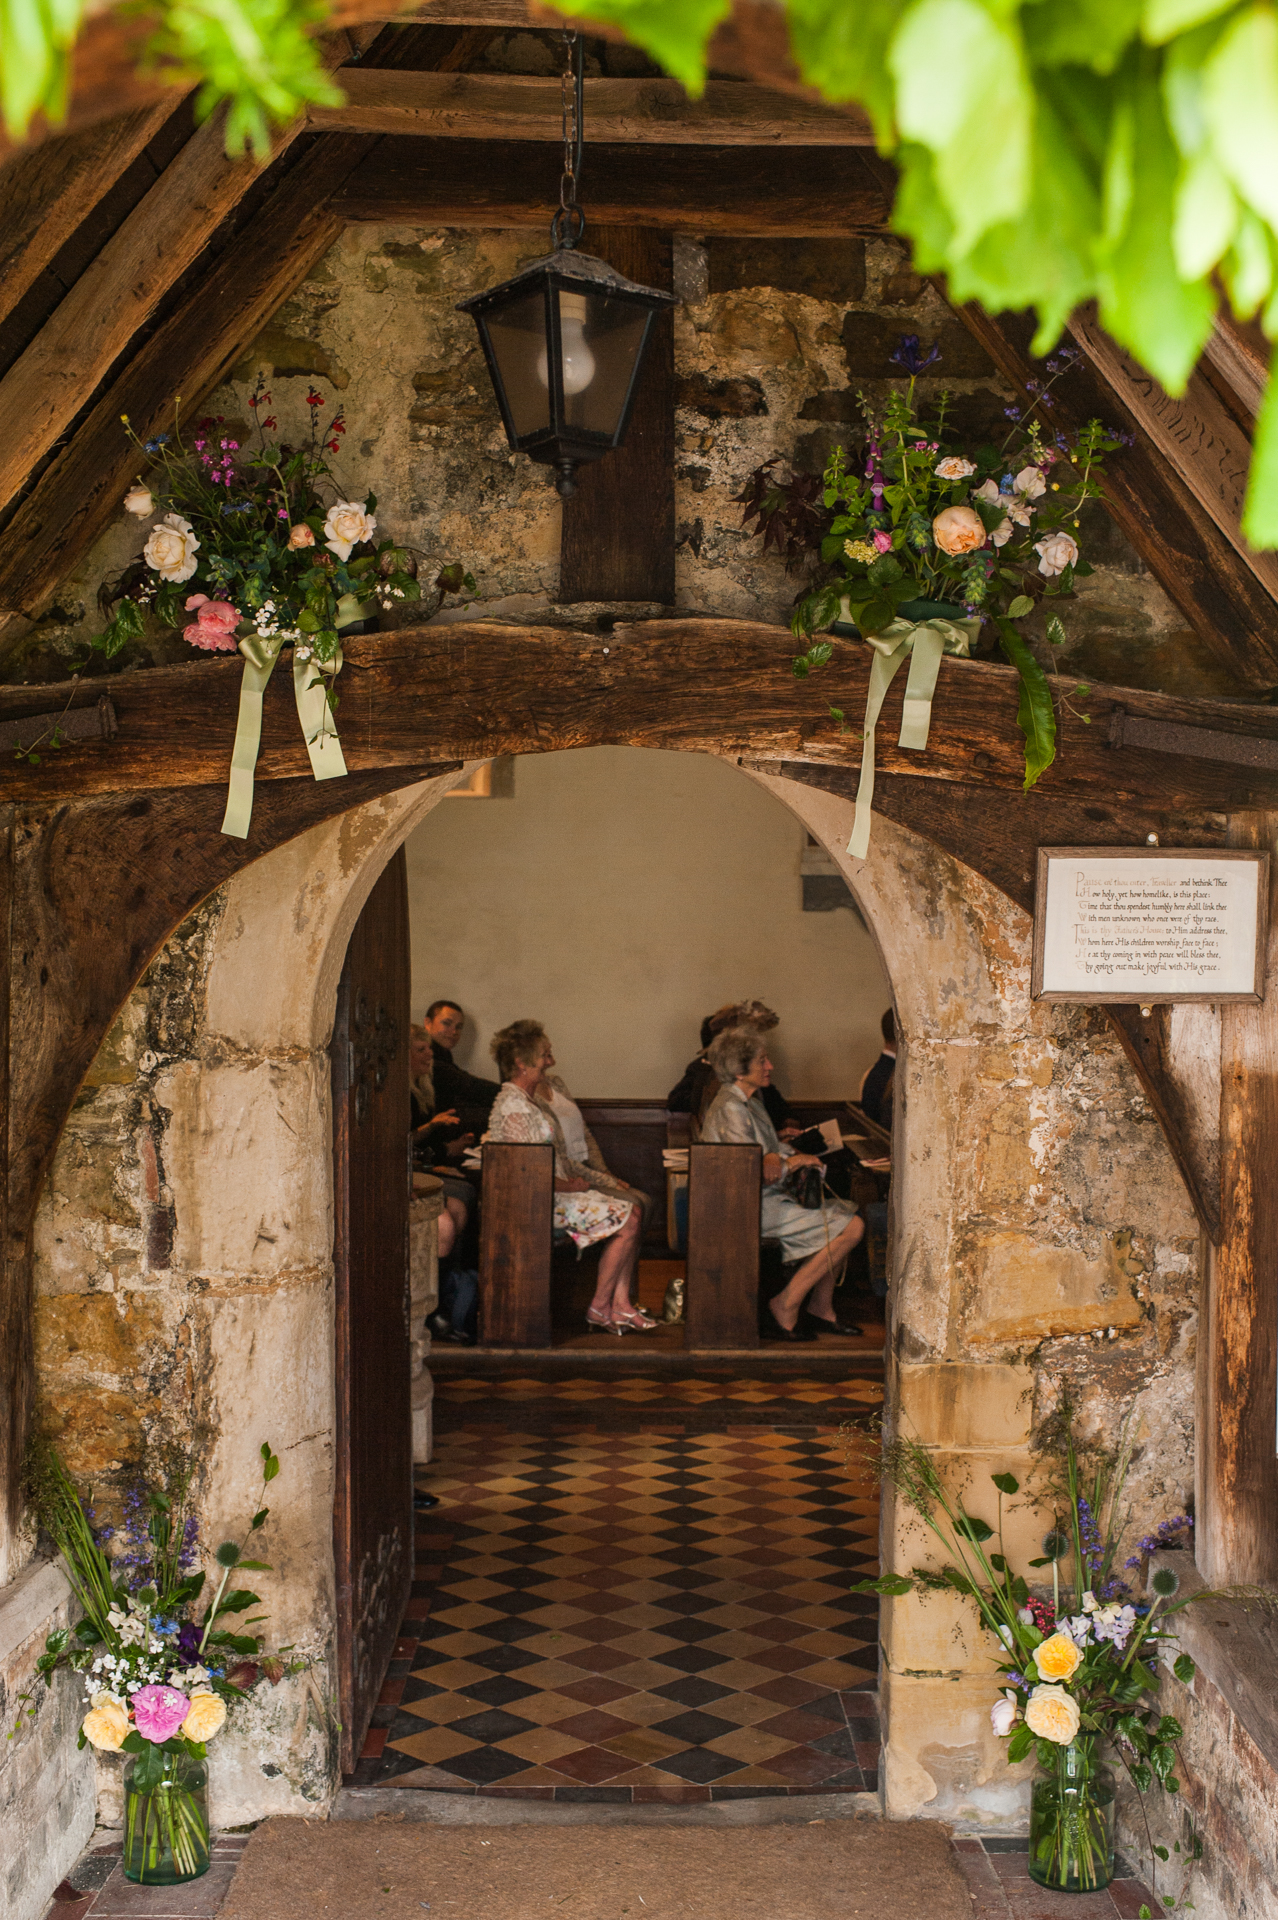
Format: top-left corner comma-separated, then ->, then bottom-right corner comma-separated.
123,485 -> 153,518
143,513 -> 200,583
323,501 -> 377,562
1013,465 -> 1047,500
990,1691 -> 1019,1737
934,456 -> 975,481
972,478 -> 1001,504
1035,531 -> 1079,577
972,481 -> 1013,546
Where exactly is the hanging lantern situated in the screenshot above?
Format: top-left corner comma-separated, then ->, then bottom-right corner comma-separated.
457,32 -> 675,499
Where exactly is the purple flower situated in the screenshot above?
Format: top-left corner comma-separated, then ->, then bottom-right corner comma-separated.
176,1621 -> 202,1661
890,333 -> 941,375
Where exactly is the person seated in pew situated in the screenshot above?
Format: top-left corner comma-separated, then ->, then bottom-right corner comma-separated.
410,1024 -> 478,1346
522,1025 -> 656,1229
424,998 -> 502,1136
700,1026 -> 864,1343
487,1021 -> 653,1337
667,1001 -> 798,1140
858,1007 -> 897,1130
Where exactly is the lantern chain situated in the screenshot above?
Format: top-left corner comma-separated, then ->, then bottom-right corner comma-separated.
552,29 -> 586,250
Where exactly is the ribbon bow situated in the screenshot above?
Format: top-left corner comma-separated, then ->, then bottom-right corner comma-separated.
220,636 -> 348,840
847,613 -> 977,860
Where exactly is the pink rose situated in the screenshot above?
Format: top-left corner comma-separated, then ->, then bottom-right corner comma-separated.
183,597 -> 241,653
130,1684 -> 190,1744
872,530 -> 893,554
288,524 -> 315,549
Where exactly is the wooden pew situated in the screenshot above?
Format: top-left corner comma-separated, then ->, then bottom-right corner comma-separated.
684,1142 -> 761,1350
477,1141 -> 554,1347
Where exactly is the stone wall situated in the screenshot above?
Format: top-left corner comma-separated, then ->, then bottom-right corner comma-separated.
11,214 -> 1244,700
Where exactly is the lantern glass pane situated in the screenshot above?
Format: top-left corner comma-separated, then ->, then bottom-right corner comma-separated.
558,290 -> 650,439
484,288 -> 551,438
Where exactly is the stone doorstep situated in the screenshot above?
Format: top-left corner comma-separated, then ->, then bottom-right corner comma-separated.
46,1825 -> 1163,1918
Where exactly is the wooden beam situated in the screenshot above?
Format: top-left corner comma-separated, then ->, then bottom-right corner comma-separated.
954,304 -> 1278,692
1067,303 -> 1278,608
757,758 -> 1228,1241
1205,809 -> 1278,1583
1201,313 -> 1269,428
309,70 -> 872,143
2,621 -> 1278,814
0,100 -> 186,330
0,101 -> 322,515
0,137 -> 374,623
330,137 -> 894,233
558,227 -> 675,604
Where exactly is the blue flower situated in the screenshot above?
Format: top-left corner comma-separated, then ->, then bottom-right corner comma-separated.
889,333 -> 941,375
143,435 -> 171,453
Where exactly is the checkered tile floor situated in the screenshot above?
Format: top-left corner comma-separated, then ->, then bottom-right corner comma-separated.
350,1374 -> 883,1802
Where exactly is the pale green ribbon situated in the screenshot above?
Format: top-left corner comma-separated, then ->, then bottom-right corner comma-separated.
220,635 -> 348,840
846,611 -> 977,861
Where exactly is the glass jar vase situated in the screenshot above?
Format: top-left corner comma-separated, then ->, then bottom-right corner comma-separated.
1028,1738 -> 1115,1893
122,1750 -> 210,1885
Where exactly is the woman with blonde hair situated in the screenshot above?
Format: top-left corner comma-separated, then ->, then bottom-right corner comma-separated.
486,1020 -> 653,1335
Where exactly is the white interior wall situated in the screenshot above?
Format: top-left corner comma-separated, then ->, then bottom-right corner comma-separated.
405,746 -> 891,1099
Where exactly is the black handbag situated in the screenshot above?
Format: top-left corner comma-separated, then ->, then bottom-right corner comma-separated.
785,1164 -> 825,1210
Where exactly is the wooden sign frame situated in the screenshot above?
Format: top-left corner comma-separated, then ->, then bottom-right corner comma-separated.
1031,846 -> 1269,1004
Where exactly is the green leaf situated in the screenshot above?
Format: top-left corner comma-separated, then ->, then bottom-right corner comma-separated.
233,1559 -> 273,1572
1006,1723 -> 1035,1764
1025,0 -> 1142,73
1097,53 -> 1216,393
261,1450 -> 280,1484
1045,613 -> 1067,647
991,1472 -> 1020,1494
1173,1652 -> 1197,1683
850,1572 -> 916,1595
1203,4 -> 1278,233
213,1589 -> 263,1615
537,0 -> 728,93
889,0 -> 1032,254
954,1514 -> 994,1542
1005,596 -> 1034,619
996,618 -> 1057,789
1172,149 -> 1239,280
251,1509 -> 269,1530
1144,0 -> 1237,37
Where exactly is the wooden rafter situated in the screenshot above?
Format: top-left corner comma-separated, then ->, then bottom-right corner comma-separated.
954,304 -> 1278,692
309,70 -> 873,142
331,137 -> 892,232
4,620 -> 1278,813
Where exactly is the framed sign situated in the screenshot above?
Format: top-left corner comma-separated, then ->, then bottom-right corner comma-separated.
1032,847 -> 1268,1003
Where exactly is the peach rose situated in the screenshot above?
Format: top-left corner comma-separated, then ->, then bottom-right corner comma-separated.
323,501 -> 377,562
934,456 -> 975,481
180,1692 -> 227,1742
288,524 -> 316,549
123,485 -> 153,518
82,1698 -> 130,1751
1024,1683 -> 1081,1745
932,503 -> 987,556
143,514 -> 199,583
1034,1630 -> 1084,1683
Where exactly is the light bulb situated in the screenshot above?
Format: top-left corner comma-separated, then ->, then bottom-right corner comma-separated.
536,292 -> 596,396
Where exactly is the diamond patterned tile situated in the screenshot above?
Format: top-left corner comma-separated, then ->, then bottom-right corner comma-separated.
369,1378 -> 884,1801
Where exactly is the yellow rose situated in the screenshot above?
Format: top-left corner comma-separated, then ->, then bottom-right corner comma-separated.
83,1699 -> 130,1750
932,503 -> 986,556
1024,1684 -> 1081,1746
180,1692 -> 227,1742
1034,1630 -> 1084,1683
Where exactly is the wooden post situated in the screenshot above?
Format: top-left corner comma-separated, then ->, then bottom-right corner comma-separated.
558,226 -> 675,605
685,1142 -> 761,1350
478,1141 -> 554,1346
1204,811 -> 1278,1584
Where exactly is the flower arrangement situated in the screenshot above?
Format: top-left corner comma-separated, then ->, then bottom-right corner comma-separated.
17,1441 -> 298,1885
853,1412 -> 1263,1904
96,382 -> 474,837
736,341 -> 1125,849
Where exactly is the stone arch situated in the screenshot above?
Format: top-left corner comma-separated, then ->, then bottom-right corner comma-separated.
30,750 -> 1201,1832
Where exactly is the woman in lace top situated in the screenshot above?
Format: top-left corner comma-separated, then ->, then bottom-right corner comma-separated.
487,1021 -> 654,1336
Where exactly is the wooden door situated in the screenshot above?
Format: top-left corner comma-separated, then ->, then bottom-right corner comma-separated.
331,847 -> 412,1773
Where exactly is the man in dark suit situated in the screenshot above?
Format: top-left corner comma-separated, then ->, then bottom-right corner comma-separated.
859,1007 -> 897,1129
424,999 -> 501,1135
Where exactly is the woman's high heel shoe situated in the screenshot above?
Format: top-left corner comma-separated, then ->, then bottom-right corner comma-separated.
610,1307 -> 660,1333
586,1306 -> 626,1336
